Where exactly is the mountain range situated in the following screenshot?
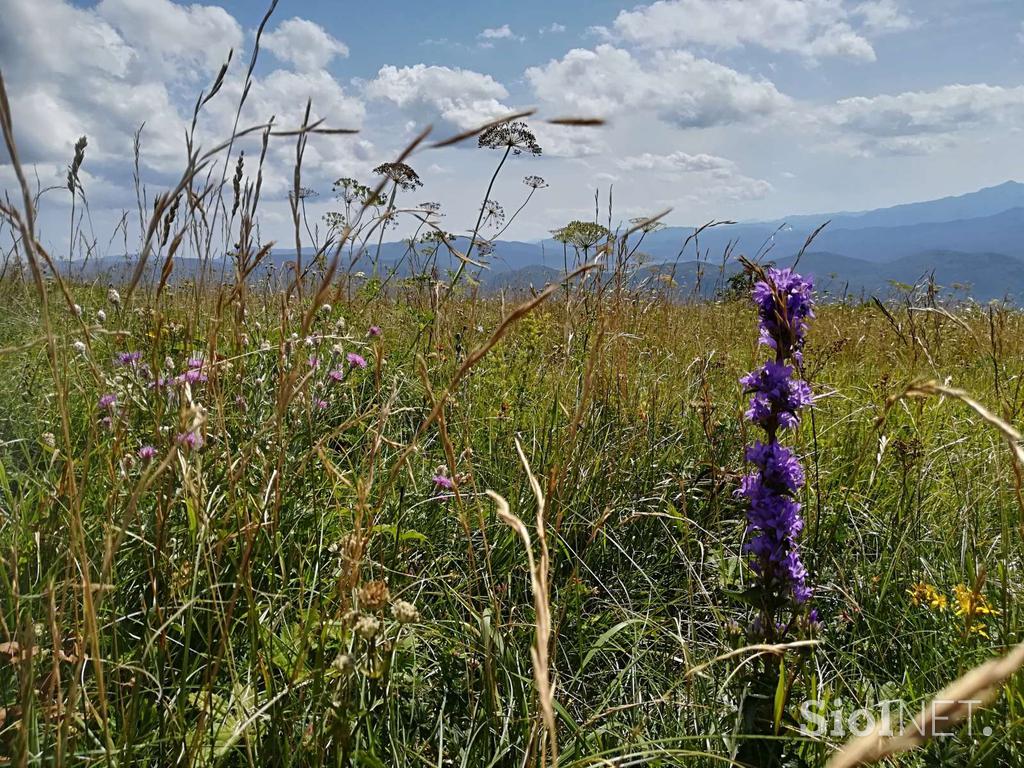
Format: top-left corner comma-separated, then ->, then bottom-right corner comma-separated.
63,181 -> 1024,303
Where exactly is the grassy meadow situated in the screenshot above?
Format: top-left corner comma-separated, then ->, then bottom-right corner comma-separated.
2,42 -> 1024,767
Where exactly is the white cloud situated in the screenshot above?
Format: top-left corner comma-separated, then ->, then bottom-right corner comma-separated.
541,23 -> 567,34
616,151 -> 736,172
480,24 -> 515,39
610,0 -> 877,61
853,0 -> 913,32
263,17 -> 350,72
822,83 -> 1024,156
0,0 -> 368,205
366,64 -> 511,130
526,45 -> 790,128
97,0 -> 244,76
616,151 -> 773,199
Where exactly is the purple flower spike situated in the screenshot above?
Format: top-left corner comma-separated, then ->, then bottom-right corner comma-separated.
738,266 -> 815,617
347,352 -> 367,369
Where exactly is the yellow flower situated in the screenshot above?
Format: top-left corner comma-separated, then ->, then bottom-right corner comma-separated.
907,582 -> 947,611
952,584 -> 998,619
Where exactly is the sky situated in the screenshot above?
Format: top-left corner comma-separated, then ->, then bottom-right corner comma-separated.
2,0 -> 1024,253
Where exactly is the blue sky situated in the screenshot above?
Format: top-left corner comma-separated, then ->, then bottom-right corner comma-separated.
3,0 -> 1024,250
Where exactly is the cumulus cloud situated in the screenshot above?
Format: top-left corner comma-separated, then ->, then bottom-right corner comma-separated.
822,83 -> 1024,155
479,24 -> 517,40
616,151 -> 736,172
853,0 -> 913,33
616,151 -> 773,200
526,44 -> 790,128
365,64 -> 511,130
97,0 -> 244,75
609,0 -> 879,61
0,0 -> 368,206
263,17 -> 350,72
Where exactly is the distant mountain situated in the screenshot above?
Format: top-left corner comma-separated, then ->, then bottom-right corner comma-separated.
766,180 -> 1024,232
56,181 -> 1024,303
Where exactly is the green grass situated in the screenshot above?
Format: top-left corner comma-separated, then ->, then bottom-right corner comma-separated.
1,276 -> 1024,766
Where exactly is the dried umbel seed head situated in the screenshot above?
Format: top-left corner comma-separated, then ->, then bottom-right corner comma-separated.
391,599 -> 420,625
354,614 -> 380,640
372,161 -> 423,192
478,121 -> 542,156
358,580 -> 391,612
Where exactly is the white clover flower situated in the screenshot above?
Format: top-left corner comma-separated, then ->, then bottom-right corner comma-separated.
107,288 -> 121,306
354,615 -> 380,640
96,309 -> 107,324
319,303 -> 332,314
331,653 -> 354,674
72,340 -> 87,355
71,303 -> 82,317
391,600 -> 420,625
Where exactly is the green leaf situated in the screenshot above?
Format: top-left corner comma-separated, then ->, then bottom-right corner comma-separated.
773,657 -> 787,735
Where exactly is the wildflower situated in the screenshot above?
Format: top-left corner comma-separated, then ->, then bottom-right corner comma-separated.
328,369 -> 345,382
354,614 -> 380,640
358,580 -> 391,611
392,599 -> 420,624
952,583 -> 998,636
319,303 -> 332,314
908,582 -> 947,611
309,356 -> 320,368
40,432 -> 56,449
368,325 -> 381,337
737,267 -> 815,613
71,303 -> 82,317
116,351 -> 142,366
347,352 -> 367,369
98,393 -> 117,410
176,431 -> 203,450
316,399 -> 329,410
96,309 -> 107,324
331,653 -> 354,674
72,340 -> 87,355
107,288 -> 121,307
138,445 -> 158,461
433,474 -> 455,491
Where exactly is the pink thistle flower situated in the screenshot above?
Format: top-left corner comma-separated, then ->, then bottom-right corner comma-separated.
316,399 -> 329,410
176,431 -> 204,450
347,352 -> 367,369
368,325 -> 382,337
138,445 -> 158,460
309,356 -> 320,368
98,393 -> 117,410
116,351 -> 142,366
328,369 -> 345,382
432,474 -> 455,491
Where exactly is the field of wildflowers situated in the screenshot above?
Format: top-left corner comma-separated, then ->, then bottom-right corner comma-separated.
3,35 -> 1024,768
